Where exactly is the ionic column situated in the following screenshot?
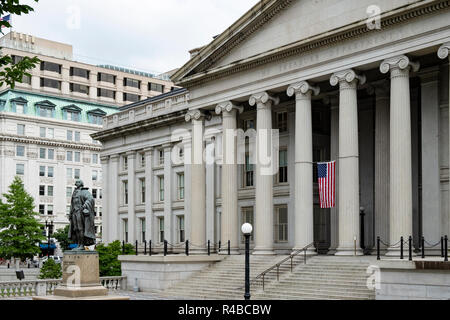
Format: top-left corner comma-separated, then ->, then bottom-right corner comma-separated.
328,96 -> 339,254
438,43 -> 450,242
100,156 -> 110,243
249,92 -> 279,255
163,143 -> 173,245
380,55 -> 419,256
216,102 -> 243,255
110,155 -> 120,242
144,147 -> 154,244
185,110 -> 207,254
330,69 -> 365,256
287,81 -> 320,253
126,151 -> 137,244
372,82 -> 390,252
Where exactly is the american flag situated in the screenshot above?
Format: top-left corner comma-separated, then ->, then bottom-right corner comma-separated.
317,161 -> 335,208
0,15 -> 11,28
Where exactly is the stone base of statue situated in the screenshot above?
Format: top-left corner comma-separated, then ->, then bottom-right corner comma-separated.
33,251 -> 129,300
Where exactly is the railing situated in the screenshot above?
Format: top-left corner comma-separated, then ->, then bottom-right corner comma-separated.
0,276 -> 127,298
247,242 -> 316,291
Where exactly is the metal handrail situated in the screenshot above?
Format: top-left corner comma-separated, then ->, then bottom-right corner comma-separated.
247,242 -> 316,291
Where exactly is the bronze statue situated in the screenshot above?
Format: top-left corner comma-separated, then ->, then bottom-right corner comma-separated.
68,180 -> 96,250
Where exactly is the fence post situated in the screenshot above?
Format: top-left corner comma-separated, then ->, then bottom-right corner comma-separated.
135,240 -> 138,256
441,237 -> 445,258
207,240 -> 210,256
144,240 -> 147,255
164,240 -> 168,256
122,240 -> 125,254
185,240 -> 189,256
228,240 -> 231,256
400,236 -> 404,260
149,240 -> 152,256
218,241 -> 221,254
377,236 -> 380,260
445,235 -> 448,262
421,236 -> 425,259
408,236 -> 412,261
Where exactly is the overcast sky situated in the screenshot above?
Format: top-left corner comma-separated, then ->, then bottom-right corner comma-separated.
11,0 -> 260,75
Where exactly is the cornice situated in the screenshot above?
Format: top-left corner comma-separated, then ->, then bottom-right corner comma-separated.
176,0 -> 450,88
0,134 -> 102,151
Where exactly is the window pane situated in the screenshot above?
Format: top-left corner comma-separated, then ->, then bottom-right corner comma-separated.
67,151 -> 73,161
47,186 -> 53,197
39,185 -> 45,195
16,164 -> 24,175
66,187 -> 72,197
48,167 -> 54,177
40,127 -> 46,138
48,128 -> 54,139
67,130 -> 73,141
74,169 -> 80,179
70,67 -> 89,79
40,148 -> 46,159
39,166 -> 45,177
16,146 -> 25,157
67,168 -> 72,178
48,149 -> 54,160
75,131 -> 80,142
17,124 -> 25,135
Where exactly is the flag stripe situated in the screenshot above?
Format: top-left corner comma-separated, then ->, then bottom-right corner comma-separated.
317,161 -> 335,209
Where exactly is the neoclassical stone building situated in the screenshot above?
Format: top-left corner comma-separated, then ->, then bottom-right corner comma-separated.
96,0 -> 450,256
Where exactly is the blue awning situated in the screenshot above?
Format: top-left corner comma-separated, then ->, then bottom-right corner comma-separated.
69,244 -> 77,249
40,244 -> 56,249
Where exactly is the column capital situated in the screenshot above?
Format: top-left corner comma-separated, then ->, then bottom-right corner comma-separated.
330,69 -> 366,87
215,101 -> 244,115
185,109 -> 205,122
287,81 -> 320,99
143,147 -> 154,155
126,150 -> 137,158
380,55 -> 420,74
249,91 -> 279,108
438,42 -> 450,60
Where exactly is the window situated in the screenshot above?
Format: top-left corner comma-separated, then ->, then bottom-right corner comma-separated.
244,119 -> 255,131
66,110 -> 80,122
75,152 -> 80,162
66,206 -> 71,214
40,61 -> 61,73
66,187 -> 72,197
158,176 -> 164,202
48,149 -> 54,160
97,88 -> 116,99
75,131 -> 80,142
47,205 -> 53,215
74,169 -> 80,179
124,78 -> 140,89
140,153 -> 145,167
98,72 -> 116,84
67,130 -> 73,141
17,124 -> 25,135
39,205 -> 45,215
70,67 -> 90,79
87,110 -> 106,125
47,186 -> 54,197
241,207 -> 254,242
48,128 -> 54,139
274,206 -> 288,243
48,167 -> 54,178
158,217 -> 164,243
39,166 -> 46,177
140,179 -> 145,203
178,216 -> 185,243
67,168 -> 72,178
177,173 -> 185,200
16,146 -> 25,157
141,219 -> 146,243
40,127 -> 46,138
278,150 -> 288,183
39,185 -> 45,196
37,106 -> 54,118
92,154 -> 99,164
92,170 -> 98,181
158,150 -> 164,166
92,189 -> 97,199
11,55 -> 24,64
66,151 -> 73,162
123,181 -> 128,205
16,163 -> 24,175
40,148 -> 46,159
123,93 -> 140,102
149,82 -> 164,93
123,156 -> 128,171
21,75 -> 31,85
123,220 -> 128,243
277,112 -> 288,132
40,78 -> 61,90
244,154 -> 254,187
70,83 -> 89,94
99,207 -> 102,216
15,103 -> 25,114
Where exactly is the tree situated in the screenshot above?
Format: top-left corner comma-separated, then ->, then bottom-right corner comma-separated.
96,241 -> 134,277
0,176 -> 45,263
39,258 -> 62,279
53,225 -> 73,252
0,0 -> 40,89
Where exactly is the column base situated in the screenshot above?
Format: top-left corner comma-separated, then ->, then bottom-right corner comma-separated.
335,246 -> 364,256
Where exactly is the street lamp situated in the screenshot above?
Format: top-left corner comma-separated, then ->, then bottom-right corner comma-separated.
45,220 -> 54,258
241,223 -> 253,300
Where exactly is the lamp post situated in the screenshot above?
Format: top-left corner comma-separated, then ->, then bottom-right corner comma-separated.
45,220 -> 54,257
241,223 -> 253,300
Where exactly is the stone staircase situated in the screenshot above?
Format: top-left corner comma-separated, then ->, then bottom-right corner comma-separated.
156,255 -> 376,300
253,256 -> 376,300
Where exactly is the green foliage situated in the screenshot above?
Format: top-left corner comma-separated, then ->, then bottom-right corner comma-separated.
96,240 -> 134,277
53,225 -> 72,252
0,0 -> 40,88
0,176 -> 45,261
39,258 -> 62,279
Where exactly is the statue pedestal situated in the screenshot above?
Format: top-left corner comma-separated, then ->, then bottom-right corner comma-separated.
33,251 -> 129,300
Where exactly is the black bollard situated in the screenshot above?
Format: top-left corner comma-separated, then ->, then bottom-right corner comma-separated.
144,240 -> 147,255
122,240 -> 125,254
408,236 -> 412,261
441,237 -> 445,258
185,240 -> 189,256
136,240 -> 138,256
218,241 -> 221,253
208,240 -> 210,256
164,240 -> 168,256
445,235 -> 448,262
149,240 -> 152,256
228,240 -> 231,256
377,236 -> 380,261
421,237 -> 425,259
400,236 -> 404,260
7,263 -> 9,269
